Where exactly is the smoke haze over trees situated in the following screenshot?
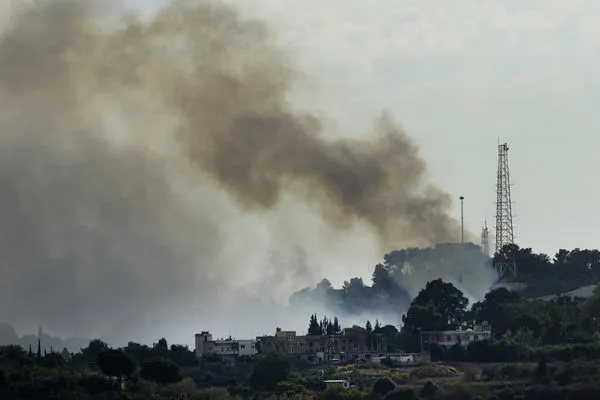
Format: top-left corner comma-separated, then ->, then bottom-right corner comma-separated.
0,0 -> 478,343
0,0 -> 595,346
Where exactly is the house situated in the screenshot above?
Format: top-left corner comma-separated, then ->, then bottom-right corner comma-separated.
420,323 -> 492,348
256,326 -> 387,363
324,380 -> 350,389
194,331 -> 257,359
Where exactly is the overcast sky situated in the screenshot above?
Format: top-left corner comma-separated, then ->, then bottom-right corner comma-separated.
124,0 -> 600,257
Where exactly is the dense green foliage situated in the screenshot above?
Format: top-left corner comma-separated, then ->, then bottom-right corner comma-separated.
1,238 -> 600,400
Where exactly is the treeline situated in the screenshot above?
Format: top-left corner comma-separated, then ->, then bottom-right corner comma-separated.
291,243 -> 489,316
0,337 -> 196,399
291,243 -> 600,320
307,315 -> 342,336
399,277 -> 600,362
495,244 -> 600,297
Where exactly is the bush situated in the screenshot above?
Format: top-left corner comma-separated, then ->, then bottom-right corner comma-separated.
78,374 -> 113,394
384,388 -> 415,400
373,377 -> 395,395
420,381 -> 438,398
467,339 -> 524,362
547,343 -> 600,362
380,357 -> 393,368
321,387 -> 371,400
390,372 -> 409,384
482,364 -> 533,381
141,357 -> 182,385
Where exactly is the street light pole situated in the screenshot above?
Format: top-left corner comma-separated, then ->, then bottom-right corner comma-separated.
459,196 -> 464,245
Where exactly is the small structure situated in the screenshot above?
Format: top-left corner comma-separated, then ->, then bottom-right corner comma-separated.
324,380 -> 350,390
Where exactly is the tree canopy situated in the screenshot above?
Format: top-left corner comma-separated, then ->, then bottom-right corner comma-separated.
96,349 -> 136,385
140,357 -> 182,385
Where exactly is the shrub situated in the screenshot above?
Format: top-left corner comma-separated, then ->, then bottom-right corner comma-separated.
390,372 -> 409,384
384,388 -> 415,400
373,377 -> 395,395
420,381 -> 438,398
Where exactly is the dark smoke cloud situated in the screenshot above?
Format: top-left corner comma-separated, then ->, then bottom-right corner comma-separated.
0,0 -> 466,343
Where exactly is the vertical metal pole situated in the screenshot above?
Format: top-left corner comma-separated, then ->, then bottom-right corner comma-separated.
459,196 -> 464,245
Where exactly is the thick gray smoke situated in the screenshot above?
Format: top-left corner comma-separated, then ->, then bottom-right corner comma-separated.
0,0 -> 481,345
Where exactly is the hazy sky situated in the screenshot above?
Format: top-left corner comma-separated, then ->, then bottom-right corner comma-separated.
122,0 -> 600,254
225,0 -> 600,257
0,0 -> 596,345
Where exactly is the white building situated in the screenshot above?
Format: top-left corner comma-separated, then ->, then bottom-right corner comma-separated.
421,324 -> 492,348
194,331 -> 257,359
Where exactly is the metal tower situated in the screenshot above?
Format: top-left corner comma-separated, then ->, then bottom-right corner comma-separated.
494,143 -> 516,277
481,221 -> 490,257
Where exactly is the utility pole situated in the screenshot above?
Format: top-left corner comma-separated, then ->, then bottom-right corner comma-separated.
459,196 -> 464,245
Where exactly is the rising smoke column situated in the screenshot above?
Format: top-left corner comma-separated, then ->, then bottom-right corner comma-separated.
0,0 -> 464,342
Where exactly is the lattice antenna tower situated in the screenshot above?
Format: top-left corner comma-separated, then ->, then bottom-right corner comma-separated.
481,221 -> 490,257
494,143 -> 516,277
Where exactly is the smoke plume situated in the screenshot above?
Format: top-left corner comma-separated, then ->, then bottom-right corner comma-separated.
0,0 -> 471,344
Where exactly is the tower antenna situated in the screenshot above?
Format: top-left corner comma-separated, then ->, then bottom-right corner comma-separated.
494,142 -> 516,277
481,221 -> 490,257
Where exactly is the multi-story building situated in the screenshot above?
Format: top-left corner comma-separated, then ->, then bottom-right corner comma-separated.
194,331 -> 257,359
257,326 -> 387,363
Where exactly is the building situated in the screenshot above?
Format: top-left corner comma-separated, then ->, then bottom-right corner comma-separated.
194,331 -> 257,359
257,326 -> 387,363
420,323 -> 492,348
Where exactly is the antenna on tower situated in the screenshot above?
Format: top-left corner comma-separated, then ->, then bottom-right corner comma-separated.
481,221 -> 490,257
494,142 -> 516,277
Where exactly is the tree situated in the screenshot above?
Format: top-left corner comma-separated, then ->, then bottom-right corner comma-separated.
535,354 -> 547,380
385,388 -> 416,400
248,353 -> 291,391
373,377 -> 395,395
155,338 -> 168,354
420,381 -> 438,398
80,339 -> 110,363
402,304 -> 443,333
308,314 -> 321,336
141,357 -> 181,385
96,349 -> 136,389
333,317 -> 341,333
169,344 -> 196,367
410,279 -> 469,330
322,316 -> 335,335
365,320 -> 373,334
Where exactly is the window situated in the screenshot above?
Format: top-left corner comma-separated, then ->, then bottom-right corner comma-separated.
241,344 -> 246,349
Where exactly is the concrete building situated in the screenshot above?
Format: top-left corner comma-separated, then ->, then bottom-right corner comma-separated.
420,323 -> 492,348
257,325 -> 387,363
194,331 -> 257,359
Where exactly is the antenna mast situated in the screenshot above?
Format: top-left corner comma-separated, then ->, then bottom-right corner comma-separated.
481,221 -> 490,257
494,143 -> 516,277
